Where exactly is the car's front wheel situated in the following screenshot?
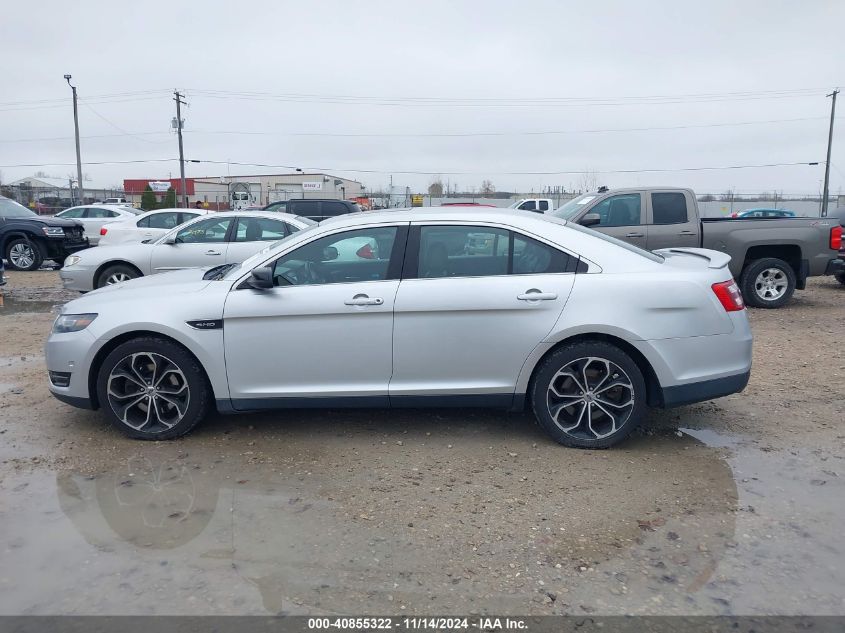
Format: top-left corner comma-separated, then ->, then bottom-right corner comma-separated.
530,341 -> 647,449
96,337 -> 211,440
96,263 -> 141,288
5,238 -> 44,271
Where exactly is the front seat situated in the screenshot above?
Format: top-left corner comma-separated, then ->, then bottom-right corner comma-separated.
245,220 -> 263,241
422,242 -> 450,278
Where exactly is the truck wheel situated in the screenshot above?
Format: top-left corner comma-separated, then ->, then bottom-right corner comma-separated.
5,238 -> 44,271
835,272 -> 845,286
740,258 -> 796,308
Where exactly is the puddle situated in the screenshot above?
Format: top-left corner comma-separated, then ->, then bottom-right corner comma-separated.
0,427 -> 842,615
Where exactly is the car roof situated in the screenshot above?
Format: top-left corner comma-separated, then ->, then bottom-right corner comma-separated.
320,206 -> 557,228
189,210 -> 311,224
64,204 -> 136,210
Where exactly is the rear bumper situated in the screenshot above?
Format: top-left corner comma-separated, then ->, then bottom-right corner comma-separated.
660,370 -> 750,408
824,258 -> 845,276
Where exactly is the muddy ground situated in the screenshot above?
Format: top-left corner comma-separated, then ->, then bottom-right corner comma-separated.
0,271 -> 843,616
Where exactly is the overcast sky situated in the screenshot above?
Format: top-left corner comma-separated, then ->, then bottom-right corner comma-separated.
1,0 -> 843,196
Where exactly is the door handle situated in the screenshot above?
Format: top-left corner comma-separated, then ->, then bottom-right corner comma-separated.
678,230 -> 696,236
625,232 -> 645,238
205,250 -> 222,256
344,294 -> 384,306
517,291 -> 558,301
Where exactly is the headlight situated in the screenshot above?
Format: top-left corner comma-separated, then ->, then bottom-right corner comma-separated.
52,313 -> 97,333
42,226 -> 66,237
64,255 -> 81,267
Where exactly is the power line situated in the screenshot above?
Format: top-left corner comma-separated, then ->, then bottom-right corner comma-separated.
3,116 -> 835,144
0,158 -> 178,168
193,159 -> 820,176
79,100 -> 168,145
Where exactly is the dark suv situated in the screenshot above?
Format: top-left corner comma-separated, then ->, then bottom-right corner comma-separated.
1,196 -> 88,270
263,199 -> 360,222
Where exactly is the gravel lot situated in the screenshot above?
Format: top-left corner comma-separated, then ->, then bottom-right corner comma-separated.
0,271 -> 843,615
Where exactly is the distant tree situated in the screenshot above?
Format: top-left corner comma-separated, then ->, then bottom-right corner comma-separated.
699,194 -> 715,202
719,190 -> 734,202
577,170 -> 598,193
141,184 -> 157,210
428,177 -> 444,197
162,187 -> 176,208
480,179 -> 496,196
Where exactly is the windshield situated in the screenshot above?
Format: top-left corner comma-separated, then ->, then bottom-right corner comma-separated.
551,194 -> 598,220
0,197 -> 38,218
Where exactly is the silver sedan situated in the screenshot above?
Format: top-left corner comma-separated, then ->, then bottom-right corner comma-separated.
59,211 -> 315,291
45,208 -> 752,448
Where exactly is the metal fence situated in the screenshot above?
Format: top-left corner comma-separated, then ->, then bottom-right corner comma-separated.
0,184 -> 127,215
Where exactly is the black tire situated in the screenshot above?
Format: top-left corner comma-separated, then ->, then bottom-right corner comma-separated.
96,336 -> 211,440
835,272 -> 845,286
739,258 -> 796,309
96,263 -> 141,289
5,237 -> 44,271
530,341 -> 647,449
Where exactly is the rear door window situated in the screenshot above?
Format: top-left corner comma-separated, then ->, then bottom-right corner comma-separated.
233,217 -> 289,242
289,200 -> 320,217
651,192 -> 688,225
321,201 -> 350,217
147,212 -> 182,229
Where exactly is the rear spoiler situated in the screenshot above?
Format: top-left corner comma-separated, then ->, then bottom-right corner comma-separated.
654,247 -> 731,269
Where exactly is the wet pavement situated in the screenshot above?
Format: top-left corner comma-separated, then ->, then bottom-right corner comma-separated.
1,272 -> 844,615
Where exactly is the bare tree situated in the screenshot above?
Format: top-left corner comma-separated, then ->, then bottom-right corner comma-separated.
480,179 -> 496,196
577,170 -> 598,193
428,176 -> 444,197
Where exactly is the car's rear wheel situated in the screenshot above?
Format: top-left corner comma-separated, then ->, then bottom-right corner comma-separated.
96,337 -> 211,440
740,257 -> 795,308
96,263 -> 140,288
5,238 -> 44,271
530,341 -> 647,449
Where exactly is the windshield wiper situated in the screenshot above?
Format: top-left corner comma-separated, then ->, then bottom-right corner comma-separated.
203,263 -> 239,281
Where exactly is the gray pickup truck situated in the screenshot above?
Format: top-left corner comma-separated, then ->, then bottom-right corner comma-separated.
550,187 -> 844,308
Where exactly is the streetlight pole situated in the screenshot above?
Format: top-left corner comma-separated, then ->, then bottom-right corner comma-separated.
820,88 -> 839,218
64,75 -> 84,205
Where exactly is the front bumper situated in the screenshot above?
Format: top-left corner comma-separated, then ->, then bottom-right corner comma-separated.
824,258 -> 845,276
45,328 -> 100,409
44,237 -> 89,259
59,265 -> 97,292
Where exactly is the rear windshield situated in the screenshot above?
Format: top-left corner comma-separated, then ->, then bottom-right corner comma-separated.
566,221 -> 665,263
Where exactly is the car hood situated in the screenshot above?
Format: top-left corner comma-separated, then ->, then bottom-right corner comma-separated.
63,268 -> 215,312
23,215 -> 82,228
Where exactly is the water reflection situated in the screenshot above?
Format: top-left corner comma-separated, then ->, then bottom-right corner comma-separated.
43,431 -> 739,614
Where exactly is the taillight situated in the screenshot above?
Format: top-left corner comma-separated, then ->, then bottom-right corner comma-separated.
712,280 -> 745,312
100,227 -> 108,236
831,225 -> 842,251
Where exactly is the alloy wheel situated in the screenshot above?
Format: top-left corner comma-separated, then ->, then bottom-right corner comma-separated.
9,243 -> 35,269
106,352 -> 191,433
106,272 -> 132,285
754,267 -> 788,301
546,356 -> 635,440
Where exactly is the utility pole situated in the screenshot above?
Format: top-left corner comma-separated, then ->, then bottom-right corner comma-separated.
174,90 -> 188,208
821,88 -> 838,217
64,75 -> 84,205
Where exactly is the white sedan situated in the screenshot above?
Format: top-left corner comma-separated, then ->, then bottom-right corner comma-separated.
60,211 -> 316,291
99,208 -> 210,245
55,204 -> 143,245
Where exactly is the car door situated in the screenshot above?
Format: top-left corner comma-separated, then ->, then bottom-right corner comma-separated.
225,216 -> 291,264
389,224 -> 577,404
645,190 -> 699,250
222,224 -> 407,406
582,193 -> 648,249
149,216 -> 233,272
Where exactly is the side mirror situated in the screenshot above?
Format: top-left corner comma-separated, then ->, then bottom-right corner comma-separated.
247,266 -> 274,290
579,213 -> 601,227
163,235 -> 177,245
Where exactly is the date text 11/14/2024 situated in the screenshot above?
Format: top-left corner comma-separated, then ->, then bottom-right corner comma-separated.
307,617 -> 528,631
